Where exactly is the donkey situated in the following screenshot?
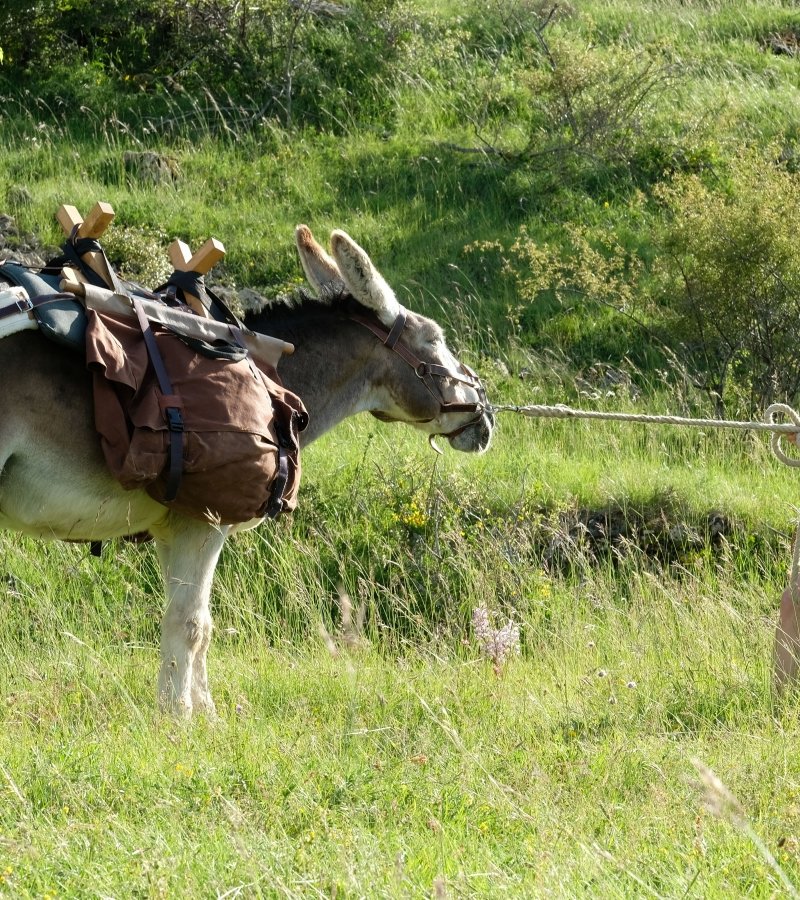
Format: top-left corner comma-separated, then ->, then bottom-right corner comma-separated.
0,226 -> 493,716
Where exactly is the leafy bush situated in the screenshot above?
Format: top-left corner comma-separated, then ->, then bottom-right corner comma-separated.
650,149 -> 800,412
101,223 -> 172,287
464,224 -> 657,371
514,38 -> 673,172
442,1 -> 677,192
486,147 -> 800,413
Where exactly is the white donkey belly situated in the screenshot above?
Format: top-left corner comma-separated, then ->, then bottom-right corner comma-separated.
0,444 -> 167,540
0,333 -> 170,541
0,412 -> 167,541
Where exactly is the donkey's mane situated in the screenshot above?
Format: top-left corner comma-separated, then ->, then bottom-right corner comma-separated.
242,284 -> 369,333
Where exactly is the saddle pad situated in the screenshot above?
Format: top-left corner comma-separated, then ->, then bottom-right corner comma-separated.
0,287 -> 38,339
0,261 -> 86,349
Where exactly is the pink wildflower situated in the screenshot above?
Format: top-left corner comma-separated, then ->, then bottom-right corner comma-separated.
471,605 -> 521,669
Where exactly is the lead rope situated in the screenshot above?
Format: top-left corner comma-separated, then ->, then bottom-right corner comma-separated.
490,401 -> 800,441
490,400 -> 800,592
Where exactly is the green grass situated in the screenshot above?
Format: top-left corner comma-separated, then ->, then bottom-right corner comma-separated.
2,418 -> 800,895
4,0 -> 800,895
1,543 -> 798,897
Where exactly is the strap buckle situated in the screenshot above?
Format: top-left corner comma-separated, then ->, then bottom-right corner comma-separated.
165,407 -> 184,433
15,296 -> 33,314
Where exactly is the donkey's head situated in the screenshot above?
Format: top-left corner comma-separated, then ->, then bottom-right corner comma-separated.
296,225 -> 493,453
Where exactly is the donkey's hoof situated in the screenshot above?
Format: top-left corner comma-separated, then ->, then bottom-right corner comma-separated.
157,689 -> 194,719
191,691 -> 217,719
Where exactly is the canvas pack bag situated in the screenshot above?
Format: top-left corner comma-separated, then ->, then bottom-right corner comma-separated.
86,300 -> 308,525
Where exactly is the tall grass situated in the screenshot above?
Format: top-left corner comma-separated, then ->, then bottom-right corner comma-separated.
3,0 -> 800,895
0,499 -> 796,895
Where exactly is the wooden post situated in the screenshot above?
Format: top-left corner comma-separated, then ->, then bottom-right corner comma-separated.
167,237 -> 226,319
56,201 -> 116,288
59,266 -> 86,298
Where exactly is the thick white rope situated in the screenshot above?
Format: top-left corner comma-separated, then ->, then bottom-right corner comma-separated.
490,399 -> 800,586
491,400 -> 800,438
492,401 -> 800,464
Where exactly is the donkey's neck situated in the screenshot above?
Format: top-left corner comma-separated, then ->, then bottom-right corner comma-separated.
280,349 -> 376,446
249,310 -> 380,445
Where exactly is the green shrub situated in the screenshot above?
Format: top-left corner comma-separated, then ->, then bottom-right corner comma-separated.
650,148 -> 800,413
101,223 -> 172,287
464,224 -> 657,371
467,144 -> 800,414
440,1 -> 677,193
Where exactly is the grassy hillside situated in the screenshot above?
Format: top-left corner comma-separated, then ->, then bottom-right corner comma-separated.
3,1 -> 800,382
3,1 -> 800,896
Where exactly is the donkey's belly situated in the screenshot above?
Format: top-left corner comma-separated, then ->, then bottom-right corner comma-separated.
0,332 -> 168,541
0,447 -> 167,541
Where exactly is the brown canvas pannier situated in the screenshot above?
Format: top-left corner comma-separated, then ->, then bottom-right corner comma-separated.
86,305 -> 307,525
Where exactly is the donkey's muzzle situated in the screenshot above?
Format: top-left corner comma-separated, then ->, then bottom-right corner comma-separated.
446,408 -> 494,453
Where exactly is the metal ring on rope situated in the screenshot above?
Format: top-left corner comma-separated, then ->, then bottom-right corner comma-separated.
765,403 -> 800,468
762,404 -> 800,596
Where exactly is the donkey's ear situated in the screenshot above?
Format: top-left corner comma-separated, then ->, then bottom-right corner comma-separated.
295,224 -> 342,295
330,230 -> 401,327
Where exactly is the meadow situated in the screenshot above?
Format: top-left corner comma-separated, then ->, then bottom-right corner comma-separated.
3,1 -> 800,896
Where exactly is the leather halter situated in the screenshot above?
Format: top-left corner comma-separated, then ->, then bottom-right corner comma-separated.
349,310 -> 487,431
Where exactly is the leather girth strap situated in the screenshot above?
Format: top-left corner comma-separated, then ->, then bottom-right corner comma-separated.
132,298 -> 185,501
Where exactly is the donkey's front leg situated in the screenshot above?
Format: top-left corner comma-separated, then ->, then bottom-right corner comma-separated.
154,515 -> 227,716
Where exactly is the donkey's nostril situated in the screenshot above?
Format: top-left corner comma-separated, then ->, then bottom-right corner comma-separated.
445,411 -> 494,453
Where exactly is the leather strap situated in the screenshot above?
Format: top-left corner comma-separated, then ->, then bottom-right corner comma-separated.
384,310 -> 407,348
349,312 -> 486,415
156,273 -> 243,326
63,226 -> 123,295
266,441 -> 290,518
133,298 -> 185,502
206,284 -> 244,326
265,408 -> 305,518
0,291 -> 75,320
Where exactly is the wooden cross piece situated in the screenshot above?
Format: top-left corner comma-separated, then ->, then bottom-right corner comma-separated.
58,266 -> 85,297
56,201 -> 116,289
168,237 -> 225,319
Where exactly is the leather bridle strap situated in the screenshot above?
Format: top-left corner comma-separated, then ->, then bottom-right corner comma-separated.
383,311 -> 407,349
349,311 -> 486,416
